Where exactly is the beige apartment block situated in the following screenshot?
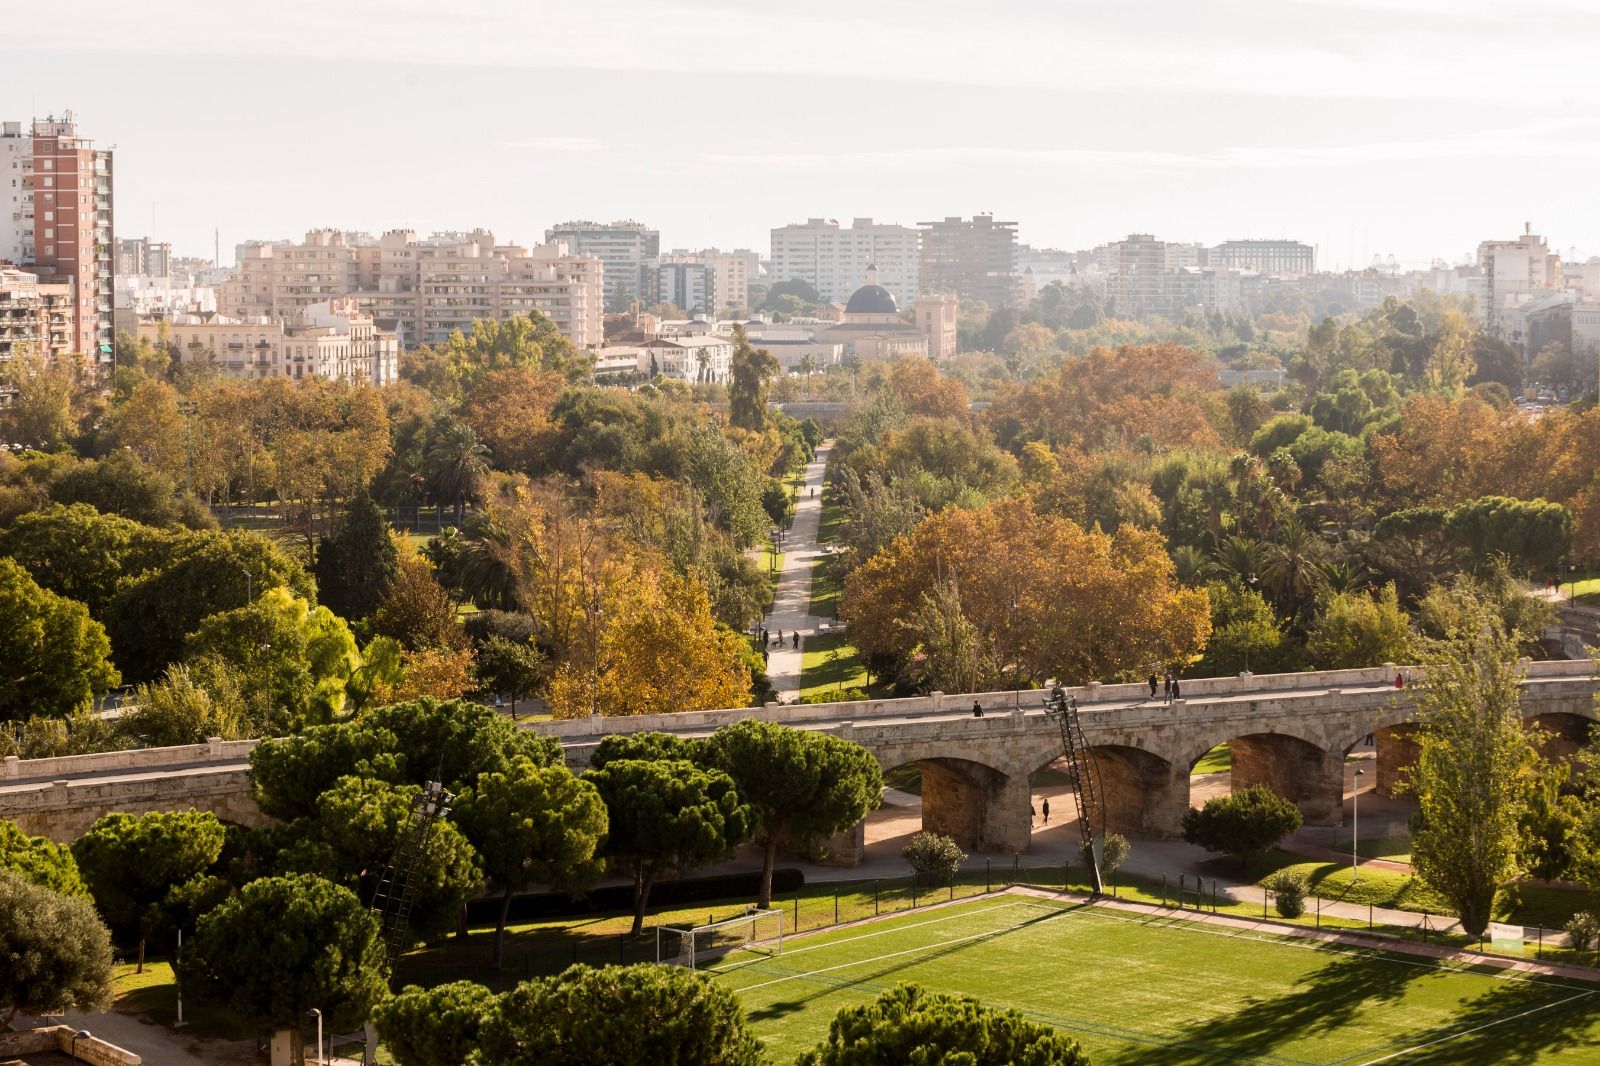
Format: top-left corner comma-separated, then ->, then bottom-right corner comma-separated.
141,298 -> 397,385
222,229 -> 602,350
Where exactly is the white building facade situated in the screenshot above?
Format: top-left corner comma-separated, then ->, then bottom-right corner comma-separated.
769,218 -> 920,308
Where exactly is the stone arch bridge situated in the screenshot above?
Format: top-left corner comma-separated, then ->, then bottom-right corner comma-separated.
2,662 -> 1594,850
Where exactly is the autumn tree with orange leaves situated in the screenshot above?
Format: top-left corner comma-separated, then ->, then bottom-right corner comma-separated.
841,497 -> 1210,689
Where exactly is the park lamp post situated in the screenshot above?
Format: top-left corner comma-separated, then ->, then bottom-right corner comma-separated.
71,1030 -> 91,1064
308,1008 -> 324,1065
1352,767 -> 1366,881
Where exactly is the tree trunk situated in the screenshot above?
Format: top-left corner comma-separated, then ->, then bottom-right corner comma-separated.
631,872 -> 654,937
759,836 -> 780,910
455,902 -> 469,941
137,936 -> 145,975
493,887 -> 514,969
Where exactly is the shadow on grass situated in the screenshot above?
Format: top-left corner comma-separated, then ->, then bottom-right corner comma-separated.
1104,942 -> 1432,1065
1358,979 -> 1599,1065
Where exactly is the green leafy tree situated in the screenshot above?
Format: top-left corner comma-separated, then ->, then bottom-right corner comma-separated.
247,698 -> 561,821
375,981 -> 499,1066
587,730 -> 705,770
1521,761 -> 1581,884
702,719 -> 883,908
185,586 -> 361,731
0,819 -> 87,897
179,873 -> 387,1060
276,776 -> 482,944
373,555 -> 471,652
0,557 -> 120,720
474,635 -> 547,714
1305,583 -> 1414,669
104,528 -> 313,683
1181,784 -> 1303,870
0,502 -> 173,617
728,324 -> 779,431
454,758 -> 608,968
1444,496 -> 1572,574
1195,580 -> 1294,676
586,759 -> 755,934
475,963 -> 764,1066
0,870 -> 113,1027
1403,618 -> 1537,937
797,983 -> 1088,1066
48,449 -> 215,530
315,490 -> 398,622
71,809 -> 226,971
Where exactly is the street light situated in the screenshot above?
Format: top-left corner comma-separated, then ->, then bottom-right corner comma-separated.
71,1030 -> 91,1064
308,1008 -> 324,1065
1352,767 -> 1367,881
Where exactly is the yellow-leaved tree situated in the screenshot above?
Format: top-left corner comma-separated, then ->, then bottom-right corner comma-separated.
548,561 -> 750,718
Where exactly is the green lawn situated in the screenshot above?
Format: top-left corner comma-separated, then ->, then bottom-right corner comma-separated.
1569,576 -> 1600,607
713,896 -> 1600,1064
1191,742 -> 1231,776
809,554 -> 842,619
800,632 -> 870,699
816,489 -> 845,545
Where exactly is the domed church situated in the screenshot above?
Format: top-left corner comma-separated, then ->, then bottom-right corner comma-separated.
820,265 -> 932,358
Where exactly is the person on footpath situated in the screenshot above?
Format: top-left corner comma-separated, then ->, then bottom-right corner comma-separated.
1163,674 -> 1174,703
1042,798 -> 1051,824
973,701 -> 984,717
1171,678 -> 1182,701
1148,672 -> 1159,699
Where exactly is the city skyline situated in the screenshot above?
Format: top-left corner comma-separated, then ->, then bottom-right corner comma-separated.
8,0 -> 1600,268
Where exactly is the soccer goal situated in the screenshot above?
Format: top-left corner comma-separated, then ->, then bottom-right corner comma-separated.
657,907 -> 784,969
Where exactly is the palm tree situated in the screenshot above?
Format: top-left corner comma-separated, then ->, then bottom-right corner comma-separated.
424,420 -> 490,526
1319,558 -> 1373,595
798,354 -> 817,398
1259,517 -> 1325,618
1213,535 -> 1265,586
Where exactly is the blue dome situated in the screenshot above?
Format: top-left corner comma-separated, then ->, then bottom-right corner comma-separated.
845,284 -> 897,315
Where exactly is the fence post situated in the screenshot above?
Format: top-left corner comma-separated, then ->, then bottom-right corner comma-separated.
834,890 -> 839,926
913,879 -> 918,909
1538,926 -> 1543,960
1369,903 -> 1373,931
949,878 -> 954,901
1211,880 -> 1217,913
1315,892 -> 1320,928
1162,874 -> 1167,907
986,858 -> 991,894
795,891 -> 800,931
1263,887 -> 1268,918
874,881 -> 879,916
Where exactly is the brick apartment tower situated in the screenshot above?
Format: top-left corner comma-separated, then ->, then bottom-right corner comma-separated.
0,114 -> 115,368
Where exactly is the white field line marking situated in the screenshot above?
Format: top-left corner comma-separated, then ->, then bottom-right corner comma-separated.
732,906 -> 1076,993
717,899 -> 1049,967
1351,989 -> 1596,1065
1062,903 -> 1598,993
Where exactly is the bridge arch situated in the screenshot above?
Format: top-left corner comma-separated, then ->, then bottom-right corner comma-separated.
1526,711 -> 1598,762
1184,730 -> 1345,826
876,752 -> 1030,854
1029,744 -> 1189,840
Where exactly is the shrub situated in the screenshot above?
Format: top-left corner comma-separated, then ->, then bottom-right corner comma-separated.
1267,870 -> 1308,919
1182,784 -> 1303,869
1566,910 -> 1600,952
903,831 -> 966,886
1080,832 -> 1131,877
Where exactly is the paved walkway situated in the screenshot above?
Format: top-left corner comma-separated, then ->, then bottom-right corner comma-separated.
761,441 -> 832,701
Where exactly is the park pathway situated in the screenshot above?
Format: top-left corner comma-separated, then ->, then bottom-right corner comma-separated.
761,441 -> 833,701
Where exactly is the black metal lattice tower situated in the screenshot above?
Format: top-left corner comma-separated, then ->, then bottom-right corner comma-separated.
369,780 -> 453,976
1045,685 -> 1105,894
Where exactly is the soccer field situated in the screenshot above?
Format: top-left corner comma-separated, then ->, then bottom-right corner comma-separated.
711,895 -> 1600,1064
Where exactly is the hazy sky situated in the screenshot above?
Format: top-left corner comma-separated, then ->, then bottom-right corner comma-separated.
8,0 -> 1600,269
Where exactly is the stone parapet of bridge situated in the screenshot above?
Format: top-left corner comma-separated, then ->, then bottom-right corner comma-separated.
1,660 -> 1593,846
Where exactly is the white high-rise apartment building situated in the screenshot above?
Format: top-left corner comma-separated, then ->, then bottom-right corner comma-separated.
1479,225 -> 1561,336
770,218 -> 919,308
663,249 -> 750,312
544,219 -> 659,308
220,229 -> 603,349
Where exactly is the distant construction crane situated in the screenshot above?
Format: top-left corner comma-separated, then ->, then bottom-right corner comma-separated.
1045,685 -> 1105,894
369,779 -> 454,976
